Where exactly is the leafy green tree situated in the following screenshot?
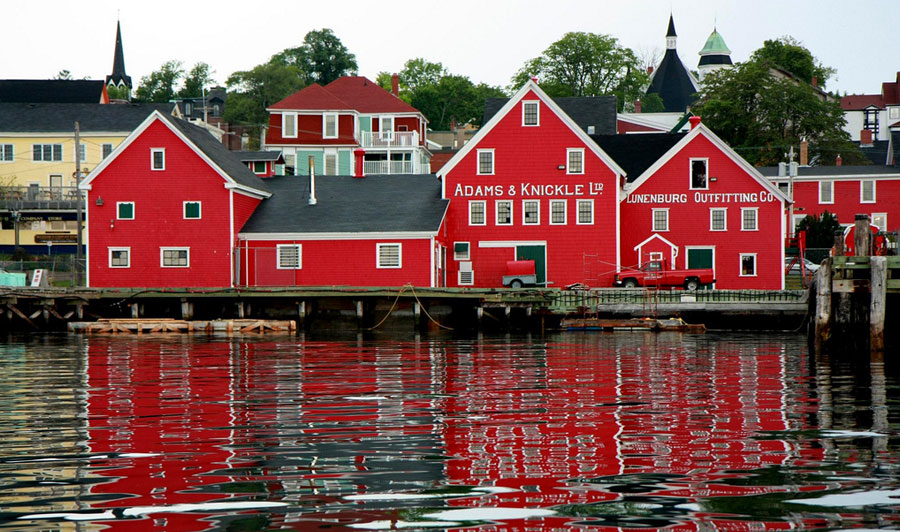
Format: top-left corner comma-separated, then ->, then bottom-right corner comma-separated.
55,69 -> 72,80
179,62 -> 215,98
224,62 -> 305,148
796,211 -> 841,248
639,93 -> 665,113
751,37 -> 835,88
271,28 -> 357,85
510,32 -> 648,111
106,85 -> 129,100
693,59 -> 865,166
134,60 -> 184,103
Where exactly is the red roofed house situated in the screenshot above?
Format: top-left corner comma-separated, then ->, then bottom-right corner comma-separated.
841,71 -> 900,164
80,111 -> 270,288
265,76 -> 431,176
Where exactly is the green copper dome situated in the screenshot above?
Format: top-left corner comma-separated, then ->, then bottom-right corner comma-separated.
699,29 -> 731,56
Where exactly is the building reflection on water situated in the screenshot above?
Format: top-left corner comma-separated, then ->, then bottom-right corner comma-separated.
0,333 -> 897,531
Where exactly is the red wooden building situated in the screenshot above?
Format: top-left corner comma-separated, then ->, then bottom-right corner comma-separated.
81,111 -> 270,288
437,80 -> 625,289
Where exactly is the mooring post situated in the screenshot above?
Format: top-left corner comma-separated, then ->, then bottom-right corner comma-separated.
833,229 -> 844,256
356,300 -> 364,328
870,255 -> 887,353
477,306 -> 484,330
237,301 -> 245,319
298,301 -> 306,326
181,298 -> 194,320
131,303 -> 139,318
413,301 -> 421,330
814,258 -> 833,353
854,214 -> 871,257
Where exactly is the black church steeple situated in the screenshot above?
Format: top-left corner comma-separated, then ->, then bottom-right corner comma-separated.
105,20 -> 132,94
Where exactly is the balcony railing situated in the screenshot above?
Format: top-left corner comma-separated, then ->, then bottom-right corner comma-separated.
359,131 -> 420,149
0,186 -> 83,210
363,161 -> 420,175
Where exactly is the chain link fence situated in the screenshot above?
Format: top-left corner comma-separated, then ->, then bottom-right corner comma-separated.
0,256 -> 85,287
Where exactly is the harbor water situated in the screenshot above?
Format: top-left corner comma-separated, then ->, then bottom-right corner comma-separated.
0,331 -> 898,531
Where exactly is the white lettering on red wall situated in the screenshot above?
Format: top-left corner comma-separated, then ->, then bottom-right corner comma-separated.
453,182 -> 604,198
626,192 -> 778,204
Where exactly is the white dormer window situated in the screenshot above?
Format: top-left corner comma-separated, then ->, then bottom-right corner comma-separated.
567,148 -> 584,174
522,101 -> 539,126
323,114 -> 338,139
151,148 -> 165,170
283,113 -> 297,138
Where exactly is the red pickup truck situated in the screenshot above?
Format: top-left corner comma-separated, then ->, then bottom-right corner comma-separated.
614,260 -> 715,290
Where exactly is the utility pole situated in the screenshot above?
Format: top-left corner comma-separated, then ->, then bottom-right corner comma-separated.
75,121 -> 83,286
787,145 -> 797,237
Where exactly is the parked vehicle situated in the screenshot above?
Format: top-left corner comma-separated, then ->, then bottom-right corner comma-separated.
614,260 -> 715,290
502,260 -> 537,288
784,256 -> 820,274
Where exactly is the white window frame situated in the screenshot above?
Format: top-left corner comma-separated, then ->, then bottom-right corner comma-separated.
160,247 -> 190,268
282,112 -> 298,138
549,199 -> 567,225
740,253 -> 757,277
710,207 -> 727,231
495,200 -> 513,226
469,200 -> 486,226
652,208 -> 669,232
378,115 -> 394,140
522,199 -> 540,225
861,179 -> 876,203
453,241 -> 470,261
873,213 -> 888,230
108,247 -> 131,268
151,148 -> 165,171
522,100 -> 540,126
741,207 -> 759,231
566,148 -> 584,175
183,201 -> 201,220
276,244 -> 302,269
458,261 -> 474,286
251,161 -> 267,174
116,201 -> 134,220
690,158 -> 709,190
0,143 -> 12,162
476,149 -> 494,175
890,107 -> 900,120
32,143 -> 62,162
74,143 -> 86,163
377,243 -> 402,269
323,113 -> 338,139
576,199 -> 594,225
819,180 -> 833,204
102,143 -> 113,159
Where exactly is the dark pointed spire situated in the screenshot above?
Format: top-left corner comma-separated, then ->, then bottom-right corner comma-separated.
106,20 -> 132,90
666,14 -> 677,37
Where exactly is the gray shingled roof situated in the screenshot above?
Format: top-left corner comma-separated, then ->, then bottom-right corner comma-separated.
240,174 -> 447,234
157,113 -> 270,195
591,133 -> 685,182
0,80 -> 107,103
239,151 -> 284,162
0,102 -> 176,132
758,165 -> 900,177
483,96 -> 617,135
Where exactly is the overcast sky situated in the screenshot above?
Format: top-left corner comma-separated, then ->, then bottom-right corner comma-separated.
4,0 -> 898,96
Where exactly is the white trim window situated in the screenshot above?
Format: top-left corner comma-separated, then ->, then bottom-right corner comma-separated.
861,179 -> 876,203
32,143 -> 62,162
652,208 -> 669,232
740,253 -> 757,277
577,199 -> 594,225
378,116 -> 394,140
151,148 -> 165,170
117,201 -> 134,220
453,242 -> 470,261
710,207 -> 727,231
102,143 -> 113,159
469,200 -> 486,226
819,180 -> 833,204
477,149 -> 494,175
550,199 -> 567,225
324,150 -> 337,175
873,213 -> 888,230
567,148 -> 584,174
74,143 -> 86,163
690,158 -> 708,190
282,112 -> 298,138
323,113 -> 338,139
458,261 -> 474,285
277,244 -> 302,269
377,243 -> 402,268
0,144 -> 13,162
251,161 -> 267,174
522,100 -> 539,126
161,247 -> 189,268
108,247 -> 130,268
183,201 -> 201,219
496,200 -> 512,226
741,207 -> 758,231
523,199 -> 540,225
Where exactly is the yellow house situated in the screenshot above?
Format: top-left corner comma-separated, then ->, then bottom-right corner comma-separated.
0,102 -> 176,252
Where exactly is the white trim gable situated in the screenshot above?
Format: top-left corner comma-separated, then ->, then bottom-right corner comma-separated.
633,233 -> 679,266
623,123 -> 791,204
80,110 -> 271,199
436,80 -> 626,193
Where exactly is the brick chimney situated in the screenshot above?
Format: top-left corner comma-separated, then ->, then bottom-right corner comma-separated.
647,66 -> 654,75
800,139 -> 809,165
860,129 -> 873,146
634,100 -> 642,114
812,76 -> 818,88
391,73 -> 399,97
689,116 -> 701,129
836,154 -> 842,166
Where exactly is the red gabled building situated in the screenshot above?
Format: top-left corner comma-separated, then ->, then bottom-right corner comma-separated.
81,111 -> 271,288
437,80 -> 625,289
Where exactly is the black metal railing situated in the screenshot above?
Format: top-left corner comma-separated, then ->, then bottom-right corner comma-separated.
0,186 -> 83,210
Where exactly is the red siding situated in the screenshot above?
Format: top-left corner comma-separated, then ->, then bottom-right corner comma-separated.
87,120 -> 234,288
791,177 -> 900,231
395,117 -> 423,144
239,238 -> 434,287
443,90 -> 620,288
620,133 -> 785,289
232,192 -> 261,235
266,112 -> 356,146
617,119 -> 667,133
